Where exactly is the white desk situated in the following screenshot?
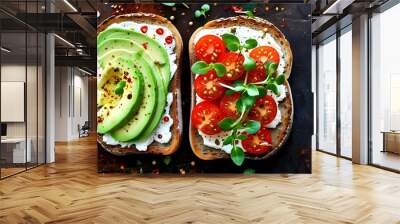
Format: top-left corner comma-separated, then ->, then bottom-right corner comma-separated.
1,138 -> 32,163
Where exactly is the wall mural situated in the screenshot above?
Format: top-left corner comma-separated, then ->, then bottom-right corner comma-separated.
97,2 -> 312,174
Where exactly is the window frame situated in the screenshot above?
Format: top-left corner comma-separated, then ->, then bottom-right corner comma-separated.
315,24 -> 353,161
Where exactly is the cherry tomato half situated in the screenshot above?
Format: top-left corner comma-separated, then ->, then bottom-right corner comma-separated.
220,52 -> 245,81
247,67 -> 267,83
249,46 -> 280,65
219,92 -> 241,119
242,128 -> 272,156
248,46 -> 280,83
191,101 -> 223,135
194,71 -> 227,101
248,95 -> 278,127
194,35 -> 226,63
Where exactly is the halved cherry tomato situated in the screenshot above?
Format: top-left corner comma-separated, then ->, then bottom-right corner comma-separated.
247,67 -> 266,83
220,92 -> 241,118
249,46 -> 280,65
248,95 -> 278,127
220,52 -> 245,81
194,71 -> 227,101
242,128 -> 272,156
191,101 -> 223,135
194,35 -> 226,63
248,46 -> 280,83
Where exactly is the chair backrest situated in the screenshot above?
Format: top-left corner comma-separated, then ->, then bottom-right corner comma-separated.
82,121 -> 90,129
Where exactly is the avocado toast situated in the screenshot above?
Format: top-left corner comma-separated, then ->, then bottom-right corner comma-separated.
97,13 -> 182,155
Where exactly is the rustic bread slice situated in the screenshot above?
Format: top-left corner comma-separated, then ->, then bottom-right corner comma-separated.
188,16 -> 293,160
97,13 -> 182,155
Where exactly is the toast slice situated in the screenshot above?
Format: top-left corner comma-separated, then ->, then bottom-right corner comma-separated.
188,16 -> 293,160
97,13 -> 182,155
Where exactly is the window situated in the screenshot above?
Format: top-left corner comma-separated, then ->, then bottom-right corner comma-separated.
370,3 -> 400,171
339,27 -> 352,158
317,36 -> 337,154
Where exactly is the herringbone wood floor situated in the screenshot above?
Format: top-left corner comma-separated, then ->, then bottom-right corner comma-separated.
1,136 -> 400,224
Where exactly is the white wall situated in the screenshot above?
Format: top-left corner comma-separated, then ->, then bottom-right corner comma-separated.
54,67 -> 89,141
1,63 -> 46,163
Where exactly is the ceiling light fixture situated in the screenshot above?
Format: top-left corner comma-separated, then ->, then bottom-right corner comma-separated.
54,34 -> 75,48
1,47 -> 11,53
63,0 -> 78,12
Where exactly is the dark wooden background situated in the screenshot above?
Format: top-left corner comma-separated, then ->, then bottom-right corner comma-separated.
97,2 -> 312,174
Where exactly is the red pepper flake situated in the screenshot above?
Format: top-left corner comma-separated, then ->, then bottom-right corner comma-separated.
165,35 -> 173,44
156,28 -> 164,35
140,25 -> 148,33
97,116 -> 104,123
142,42 -> 148,49
231,6 -> 243,13
163,116 -> 169,122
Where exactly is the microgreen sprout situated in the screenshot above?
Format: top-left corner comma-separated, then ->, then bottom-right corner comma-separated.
114,80 -> 126,95
195,4 -> 211,18
191,61 -> 226,77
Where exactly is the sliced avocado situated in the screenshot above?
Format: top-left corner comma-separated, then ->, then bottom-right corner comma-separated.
97,57 -> 143,134
108,52 -> 158,141
99,49 -> 168,140
97,28 -> 171,86
97,38 -> 168,94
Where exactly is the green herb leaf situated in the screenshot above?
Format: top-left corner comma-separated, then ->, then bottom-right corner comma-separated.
162,3 -> 176,7
231,146 -> 245,166
267,83 -> 279,95
237,134 -> 248,140
265,62 -> 278,76
232,85 -> 245,92
243,55 -> 256,71
117,80 -> 126,88
233,80 -> 244,86
236,93 -> 256,113
191,61 -> 210,74
163,156 -> 172,165
275,74 -> 286,85
245,11 -> 255,18
242,120 -> 260,134
246,84 -> 259,96
223,135 -> 234,145
257,86 -> 267,96
218,118 -> 236,131
114,86 -> 124,95
222,33 -> 240,51
213,63 -> 226,77
243,39 -> 258,49
225,89 -> 234,96
201,4 -> 210,12
243,168 -> 255,174
194,10 -> 203,18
